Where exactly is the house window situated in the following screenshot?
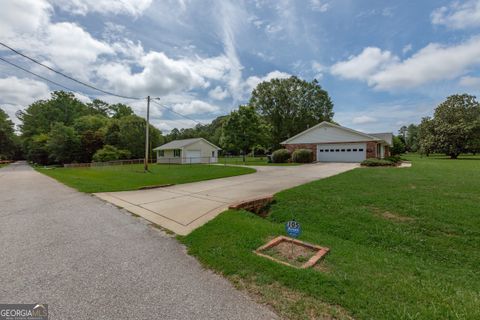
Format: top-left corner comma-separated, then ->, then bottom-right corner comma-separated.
174,149 -> 181,157
335,149 -> 340,152
319,149 -> 324,152
341,149 -> 345,152
330,149 -> 334,152
359,148 -> 364,152
347,149 -> 351,152
158,150 -> 165,157
353,149 -> 357,152
325,149 -> 329,152
211,151 -> 215,157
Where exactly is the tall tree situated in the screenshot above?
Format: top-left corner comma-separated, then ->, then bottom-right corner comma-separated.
46,123 -> 81,164
418,117 -> 435,157
406,124 -> 419,152
249,76 -> 334,147
220,105 -> 269,160
18,91 -> 88,138
0,108 -> 19,159
109,115 -> 163,159
432,94 -> 480,159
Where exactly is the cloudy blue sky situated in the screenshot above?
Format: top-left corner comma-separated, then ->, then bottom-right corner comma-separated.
1,0 -> 480,133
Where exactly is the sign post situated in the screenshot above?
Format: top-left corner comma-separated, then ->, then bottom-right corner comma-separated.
285,219 -> 301,258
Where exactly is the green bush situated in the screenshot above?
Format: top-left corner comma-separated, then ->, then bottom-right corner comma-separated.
272,149 -> 291,163
361,158 -> 395,167
292,149 -> 313,163
384,155 -> 402,163
92,145 -> 131,162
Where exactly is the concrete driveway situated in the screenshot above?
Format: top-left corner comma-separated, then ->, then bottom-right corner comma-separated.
95,163 -> 358,235
0,162 -> 277,319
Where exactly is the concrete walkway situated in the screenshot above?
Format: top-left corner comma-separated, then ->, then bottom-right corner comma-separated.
0,162 -> 277,319
95,163 -> 358,235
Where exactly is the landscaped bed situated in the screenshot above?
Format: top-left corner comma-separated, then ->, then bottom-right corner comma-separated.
37,163 -> 255,193
180,154 -> 480,319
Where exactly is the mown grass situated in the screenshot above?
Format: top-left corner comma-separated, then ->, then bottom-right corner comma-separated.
181,154 -> 480,319
37,163 -> 255,193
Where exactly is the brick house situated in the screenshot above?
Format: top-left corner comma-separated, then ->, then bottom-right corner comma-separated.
281,121 -> 392,162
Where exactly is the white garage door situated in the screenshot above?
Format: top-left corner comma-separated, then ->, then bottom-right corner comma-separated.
185,150 -> 202,163
317,143 -> 366,163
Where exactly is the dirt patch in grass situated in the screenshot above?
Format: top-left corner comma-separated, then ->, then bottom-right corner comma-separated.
368,206 -> 415,223
230,276 -> 354,320
264,241 -> 317,267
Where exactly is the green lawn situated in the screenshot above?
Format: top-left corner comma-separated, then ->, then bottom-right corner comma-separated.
219,156 -> 299,166
0,163 -> 9,169
37,164 -> 255,193
181,155 -> 480,320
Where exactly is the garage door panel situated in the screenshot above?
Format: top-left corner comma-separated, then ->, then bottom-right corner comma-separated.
317,143 -> 366,162
185,150 -> 202,163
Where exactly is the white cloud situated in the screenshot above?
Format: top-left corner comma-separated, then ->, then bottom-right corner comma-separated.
371,37 -> 480,90
352,115 -> 377,125
0,0 -> 52,39
331,36 -> 480,90
97,52 -> 208,97
312,61 -> 325,79
402,44 -> 412,55
0,76 -> 51,125
310,0 -> 329,12
208,86 -> 229,100
459,75 -> 480,87
171,100 -> 219,115
244,70 -> 291,95
50,0 -> 152,16
0,0 -> 114,79
431,0 -> 480,29
331,47 -> 398,81
0,77 -> 50,106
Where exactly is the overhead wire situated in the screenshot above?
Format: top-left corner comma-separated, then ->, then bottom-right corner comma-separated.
0,42 -> 206,126
0,41 -> 141,100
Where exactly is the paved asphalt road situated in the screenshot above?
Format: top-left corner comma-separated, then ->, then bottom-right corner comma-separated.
0,162 -> 277,319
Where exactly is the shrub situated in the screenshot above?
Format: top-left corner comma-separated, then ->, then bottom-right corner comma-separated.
92,145 -> 131,162
361,158 -> 395,167
384,155 -> 402,163
292,149 -> 314,163
272,149 -> 291,163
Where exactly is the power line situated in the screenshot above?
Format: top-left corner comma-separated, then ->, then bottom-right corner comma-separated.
0,56 -> 141,114
150,99 -> 202,125
0,41 -> 141,100
0,56 -> 81,94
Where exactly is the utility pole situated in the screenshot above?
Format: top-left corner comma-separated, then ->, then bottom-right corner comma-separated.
144,95 -> 150,172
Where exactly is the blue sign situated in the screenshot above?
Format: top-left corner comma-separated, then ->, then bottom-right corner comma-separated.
285,220 -> 301,238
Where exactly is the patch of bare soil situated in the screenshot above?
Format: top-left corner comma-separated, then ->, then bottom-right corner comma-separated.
264,241 -> 317,267
230,276 -> 354,320
368,206 -> 415,223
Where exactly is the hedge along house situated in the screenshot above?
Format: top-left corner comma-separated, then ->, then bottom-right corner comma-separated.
153,138 -> 221,164
281,121 -> 392,163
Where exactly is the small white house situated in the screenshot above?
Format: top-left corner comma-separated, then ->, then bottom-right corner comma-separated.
153,138 -> 221,164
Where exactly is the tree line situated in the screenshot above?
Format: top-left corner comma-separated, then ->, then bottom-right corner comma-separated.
0,91 -> 163,165
0,76 -> 334,164
165,76 -> 334,156
393,94 -> 480,159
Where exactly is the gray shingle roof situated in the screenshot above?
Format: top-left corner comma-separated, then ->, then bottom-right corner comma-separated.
153,138 -> 220,150
368,132 -> 393,146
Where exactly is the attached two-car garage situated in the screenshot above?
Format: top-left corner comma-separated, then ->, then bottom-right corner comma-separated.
281,121 -> 392,163
316,143 -> 366,163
